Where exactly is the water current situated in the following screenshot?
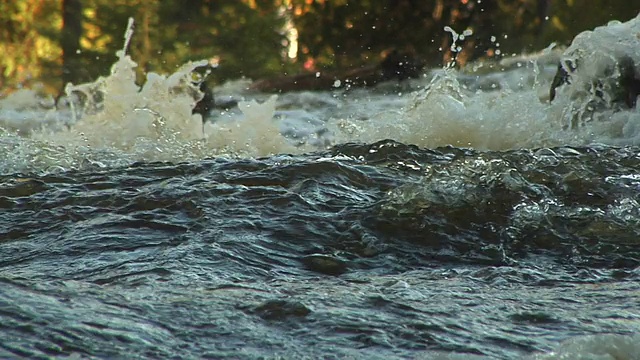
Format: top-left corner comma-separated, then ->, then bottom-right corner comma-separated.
1,15 -> 640,360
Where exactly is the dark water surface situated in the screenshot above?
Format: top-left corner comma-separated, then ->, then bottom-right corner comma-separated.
1,140 -> 639,359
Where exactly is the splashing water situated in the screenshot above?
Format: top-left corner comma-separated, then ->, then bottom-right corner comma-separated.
1,14 -> 639,173
2,14 -> 640,360
0,18 -> 296,173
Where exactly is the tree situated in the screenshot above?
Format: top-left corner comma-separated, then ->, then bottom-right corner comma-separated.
0,0 -> 639,96
61,0 -> 82,87
0,0 -> 61,93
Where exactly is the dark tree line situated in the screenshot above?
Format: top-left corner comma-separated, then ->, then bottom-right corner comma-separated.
1,0 -> 638,95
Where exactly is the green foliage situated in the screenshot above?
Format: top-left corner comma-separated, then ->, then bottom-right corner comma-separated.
0,0 -> 638,95
290,0 -> 640,69
0,1 -> 61,93
77,0 -> 289,85
155,0 -> 289,82
292,0 -> 439,68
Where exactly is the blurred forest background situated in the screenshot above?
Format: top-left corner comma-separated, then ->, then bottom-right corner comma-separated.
1,0 -> 638,96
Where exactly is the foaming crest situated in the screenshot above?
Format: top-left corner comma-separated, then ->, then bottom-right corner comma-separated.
204,95 -> 297,156
402,72 -> 553,149
547,12 -> 640,143
527,333 -> 640,360
328,13 -> 640,150
0,89 -> 65,135
2,15 -> 640,173
18,18 -> 211,163
35,18 -> 293,162
328,69 -> 556,150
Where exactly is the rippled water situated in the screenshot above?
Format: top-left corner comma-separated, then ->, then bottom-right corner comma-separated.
1,14 -> 640,360
2,142 -> 639,359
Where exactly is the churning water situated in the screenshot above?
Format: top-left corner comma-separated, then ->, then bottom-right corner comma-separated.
1,15 -> 640,360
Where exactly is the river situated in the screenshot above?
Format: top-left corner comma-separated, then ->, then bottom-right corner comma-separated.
1,14 -> 639,360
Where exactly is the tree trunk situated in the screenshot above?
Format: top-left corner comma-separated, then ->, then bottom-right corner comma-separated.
61,0 -> 82,87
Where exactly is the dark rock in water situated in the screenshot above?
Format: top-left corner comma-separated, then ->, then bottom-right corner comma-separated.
192,80 -> 215,119
550,56 -> 640,108
548,14 -> 640,125
509,312 -> 560,324
191,69 -> 239,121
191,65 -> 240,121
247,299 -> 311,320
301,254 -> 348,276
618,56 -> 640,108
548,60 -> 575,103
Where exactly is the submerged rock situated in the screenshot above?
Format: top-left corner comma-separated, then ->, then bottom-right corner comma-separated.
247,299 -> 311,320
301,254 -> 349,276
549,56 -> 640,108
192,80 -> 215,119
509,312 -> 560,324
190,65 -> 238,121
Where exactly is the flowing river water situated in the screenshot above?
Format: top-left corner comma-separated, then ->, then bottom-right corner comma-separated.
1,15 -> 640,360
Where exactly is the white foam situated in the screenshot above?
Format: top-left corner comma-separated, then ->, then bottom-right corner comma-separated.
412,333 -> 640,360
528,333 -> 640,360
2,14 -> 640,172
550,12 -> 640,131
0,89 -> 67,135
327,71 -> 556,150
324,13 -> 640,150
203,95 -> 297,156
0,19 -> 296,171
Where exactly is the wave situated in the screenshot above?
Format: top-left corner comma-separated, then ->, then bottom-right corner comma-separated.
0,14 -> 639,173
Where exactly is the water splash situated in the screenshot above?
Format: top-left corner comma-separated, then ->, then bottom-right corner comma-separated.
1,14 -> 640,173
326,13 -> 640,150
551,14 -> 640,144
0,18 -> 294,173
